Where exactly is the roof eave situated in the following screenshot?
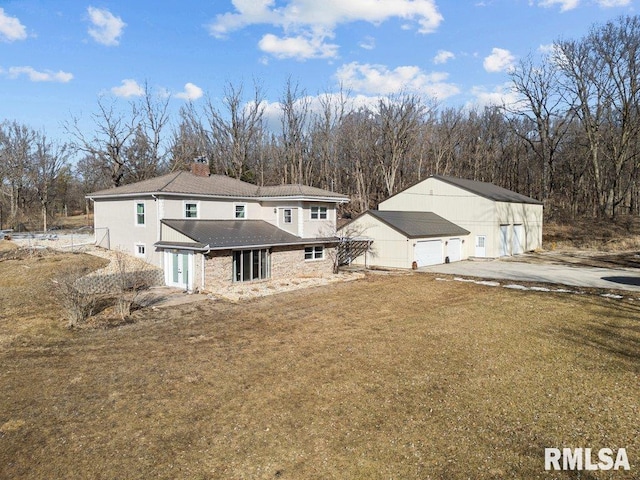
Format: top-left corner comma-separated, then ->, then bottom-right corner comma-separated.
87,191 -> 349,203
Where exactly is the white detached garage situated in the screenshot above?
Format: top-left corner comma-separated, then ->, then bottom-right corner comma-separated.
341,210 -> 469,269
378,175 -> 543,259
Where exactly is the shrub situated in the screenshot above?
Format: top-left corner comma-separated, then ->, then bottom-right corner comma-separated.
52,267 -> 96,328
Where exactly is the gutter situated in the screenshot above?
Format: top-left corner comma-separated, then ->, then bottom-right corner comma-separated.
86,191 -> 349,203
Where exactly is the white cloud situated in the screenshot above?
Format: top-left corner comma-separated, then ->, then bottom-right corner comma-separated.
209,0 -> 443,60
0,8 -> 27,42
258,32 -> 339,60
434,50 -> 455,65
176,82 -> 204,101
468,83 -> 519,109
7,66 -> 73,82
359,36 -> 376,50
335,62 -> 460,100
111,79 -> 144,97
483,48 -> 515,73
597,0 -> 631,6
87,6 -> 126,46
537,0 -> 579,11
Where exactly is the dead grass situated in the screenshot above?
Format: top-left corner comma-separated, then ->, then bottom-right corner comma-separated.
0,263 -> 638,479
0,240 -> 18,253
544,217 -> 640,252
0,249 -> 107,342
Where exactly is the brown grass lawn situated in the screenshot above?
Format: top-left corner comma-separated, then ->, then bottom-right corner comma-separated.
1,253 -> 639,479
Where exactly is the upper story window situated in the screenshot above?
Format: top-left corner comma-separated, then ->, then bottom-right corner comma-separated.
185,202 -> 198,218
283,208 -> 292,224
135,202 -> 145,226
310,206 -> 327,220
235,204 -> 246,219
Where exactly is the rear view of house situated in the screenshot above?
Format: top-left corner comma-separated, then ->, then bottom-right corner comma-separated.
87,160 -> 349,291
341,175 -> 543,269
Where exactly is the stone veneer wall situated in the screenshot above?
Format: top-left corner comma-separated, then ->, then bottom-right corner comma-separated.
270,245 -> 335,279
202,245 -> 335,292
203,250 -> 234,291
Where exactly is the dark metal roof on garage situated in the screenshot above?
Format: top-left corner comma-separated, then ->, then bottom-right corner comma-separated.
367,210 -> 470,239
157,219 -> 336,251
432,175 -> 543,205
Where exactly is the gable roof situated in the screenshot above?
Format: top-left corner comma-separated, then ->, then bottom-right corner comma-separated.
87,171 -> 349,202
431,175 -> 543,205
348,210 -> 469,239
157,219 -> 336,251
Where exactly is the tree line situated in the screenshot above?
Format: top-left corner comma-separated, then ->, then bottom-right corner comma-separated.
2,15 -> 640,231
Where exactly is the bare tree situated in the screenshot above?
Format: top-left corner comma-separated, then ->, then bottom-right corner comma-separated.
374,93 -> 428,196
280,78 -> 311,184
202,81 -> 266,180
29,133 -> 69,230
66,97 -> 140,188
508,54 -> 573,201
0,121 -> 36,222
309,87 -> 349,191
555,16 -> 640,217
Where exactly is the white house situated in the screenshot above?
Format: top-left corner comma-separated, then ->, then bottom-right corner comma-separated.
341,175 -> 543,269
87,160 -> 349,291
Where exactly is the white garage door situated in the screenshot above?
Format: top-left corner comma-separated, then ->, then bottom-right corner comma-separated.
415,240 -> 443,267
446,238 -> 462,263
512,224 -> 524,255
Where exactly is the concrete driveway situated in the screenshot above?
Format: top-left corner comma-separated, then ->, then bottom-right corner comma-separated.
419,258 -> 640,292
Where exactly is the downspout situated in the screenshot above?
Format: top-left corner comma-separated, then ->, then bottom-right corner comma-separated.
201,244 -> 211,291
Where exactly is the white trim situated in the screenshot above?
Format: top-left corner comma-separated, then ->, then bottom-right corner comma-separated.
88,192 -> 349,203
134,200 -> 146,226
164,250 -> 194,291
134,242 -> 146,258
283,207 -> 293,224
234,203 -> 247,219
310,205 -> 328,220
304,245 -> 324,261
183,200 -> 200,219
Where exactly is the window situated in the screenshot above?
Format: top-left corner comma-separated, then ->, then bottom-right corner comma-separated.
235,204 -> 246,219
185,202 -> 198,218
305,246 -> 324,260
310,206 -> 327,220
233,249 -> 270,282
283,208 -> 292,224
135,243 -> 146,257
135,202 -> 145,225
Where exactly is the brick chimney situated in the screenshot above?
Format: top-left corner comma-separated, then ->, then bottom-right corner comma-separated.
190,156 -> 210,177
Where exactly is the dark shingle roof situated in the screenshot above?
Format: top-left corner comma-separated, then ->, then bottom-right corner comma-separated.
432,175 -> 543,205
367,210 -> 469,239
159,219 -> 336,250
88,171 -> 349,201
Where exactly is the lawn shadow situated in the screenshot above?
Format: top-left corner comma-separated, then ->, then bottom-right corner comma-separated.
602,275 -> 640,287
550,295 -> 640,372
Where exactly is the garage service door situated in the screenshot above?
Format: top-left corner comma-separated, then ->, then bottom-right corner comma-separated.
415,240 -> 443,267
446,238 -> 462,262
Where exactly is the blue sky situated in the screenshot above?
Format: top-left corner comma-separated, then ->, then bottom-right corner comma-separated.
0,0 -> 637,141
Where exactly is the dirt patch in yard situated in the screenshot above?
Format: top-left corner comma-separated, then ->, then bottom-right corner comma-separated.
1,259 -> 638,479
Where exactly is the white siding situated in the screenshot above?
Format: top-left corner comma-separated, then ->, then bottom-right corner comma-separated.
93,196 -> 163,267
342,212 -> 470,269
344,213 -> 411,269
380,177 -> 543,257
